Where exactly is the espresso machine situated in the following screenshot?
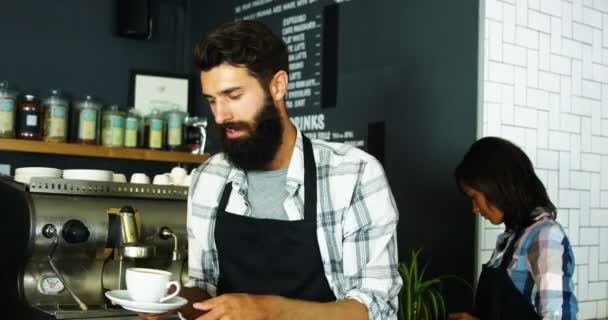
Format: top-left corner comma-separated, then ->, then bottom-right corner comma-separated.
1,176 -> 189,319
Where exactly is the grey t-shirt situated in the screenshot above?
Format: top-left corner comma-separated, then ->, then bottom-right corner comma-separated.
246,168 -> 289,220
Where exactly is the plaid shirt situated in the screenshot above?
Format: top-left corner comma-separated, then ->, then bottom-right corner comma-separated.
488,212 -> 578,319
186,130 -> 402,320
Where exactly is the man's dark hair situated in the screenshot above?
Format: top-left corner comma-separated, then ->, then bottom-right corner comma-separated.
194,20 -> 289,89
454,137 -> 556,231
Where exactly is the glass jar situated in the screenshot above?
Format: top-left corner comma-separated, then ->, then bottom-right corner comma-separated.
124,108 -> 142,148
184,116 -> 208,155
17,94 -> 43,140
164,108 -> 187,151
144,109 -> 164,150
0,81 -> 17,138
42,89 -> 69,143
74,95 -> 101,144
101,105 -> 125,147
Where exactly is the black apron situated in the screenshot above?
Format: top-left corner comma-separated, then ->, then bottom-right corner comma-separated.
474,229 -> 541,320
214,136 -> 336,302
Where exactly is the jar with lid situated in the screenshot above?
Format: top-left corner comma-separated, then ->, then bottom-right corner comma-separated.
0,81 -> 17,138
164,108 -> 187,151
184,116 -> 208,155
42,89 -> 69,143
124,108 -> 142,148
73,95 -> 101,144
101,105 -> 125,147
144,109 -> 164,150
16,94 -> 43,140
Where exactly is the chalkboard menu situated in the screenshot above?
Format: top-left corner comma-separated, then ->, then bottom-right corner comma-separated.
233,0 -> 367,149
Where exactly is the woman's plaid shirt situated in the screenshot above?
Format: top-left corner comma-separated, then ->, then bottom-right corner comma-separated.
186,130 -> 402,320
488,212 -> 578,319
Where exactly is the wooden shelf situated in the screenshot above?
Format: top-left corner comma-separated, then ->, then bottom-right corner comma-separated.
0,138 -> 209,164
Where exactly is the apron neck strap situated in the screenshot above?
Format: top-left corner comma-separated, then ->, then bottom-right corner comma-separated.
499,228 -> 525,269
218,183 -> 233,211
302,135 -> 317,221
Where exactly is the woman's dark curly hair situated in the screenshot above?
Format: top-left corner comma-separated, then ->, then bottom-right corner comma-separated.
454,137 -> 556,230
194,20 -> 289,89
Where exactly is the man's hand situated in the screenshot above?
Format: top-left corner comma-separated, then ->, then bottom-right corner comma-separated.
193,293 -> 277,320
448,312 -> 479,320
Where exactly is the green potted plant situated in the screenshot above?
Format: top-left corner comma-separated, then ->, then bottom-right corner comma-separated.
398,249 -> 472,320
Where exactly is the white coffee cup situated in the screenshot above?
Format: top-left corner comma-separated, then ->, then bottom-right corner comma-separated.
130,173 -> 150,184
112,173 -> 127,183
153,174 -> 171,185
170,167 -> 187,185
126,268 -> 181,303
181,174 -> 192,187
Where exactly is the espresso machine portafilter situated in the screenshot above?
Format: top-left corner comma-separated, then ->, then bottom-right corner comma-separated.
0,176 -> 189,319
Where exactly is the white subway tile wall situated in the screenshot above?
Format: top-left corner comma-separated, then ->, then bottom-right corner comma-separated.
481,0 -> 608,318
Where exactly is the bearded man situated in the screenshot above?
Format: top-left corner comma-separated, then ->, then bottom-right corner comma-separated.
142,20 -> 401,320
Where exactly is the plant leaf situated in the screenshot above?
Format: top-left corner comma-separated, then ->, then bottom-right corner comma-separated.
398,249 -> 455,320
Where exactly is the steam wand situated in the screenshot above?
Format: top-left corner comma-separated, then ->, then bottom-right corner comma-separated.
159,227 -> 181,261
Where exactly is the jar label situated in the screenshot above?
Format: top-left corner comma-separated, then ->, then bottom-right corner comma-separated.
151,119 -> 163,131
111,125 -> 124,146
79,110 -> 97,140
81,110 -> 96,121
49,105 -> 67,138
124,118 -> 138,147
111,117 -> 124,128
0,98 -> 15,134
169,119 -> 181,128
149,119 -> 163,148
125,128 -> 137,147
17,108 -> 41,136
49,117 -> 66,138
26,115 -> 38,127
0,99 -> 14,112
51,105 -> 66,118
168,127 -> 182,146
126,118 -> 138,130
150,129 -> 162,148
102,115 -> 124,146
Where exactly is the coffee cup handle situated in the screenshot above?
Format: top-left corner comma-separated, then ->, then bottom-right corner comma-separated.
160,281 -> 181,303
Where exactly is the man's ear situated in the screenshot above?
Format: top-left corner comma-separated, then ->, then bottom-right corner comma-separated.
269,70 -> 288,102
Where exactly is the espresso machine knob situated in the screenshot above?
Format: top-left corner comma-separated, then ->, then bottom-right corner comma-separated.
62,219 -> 90,244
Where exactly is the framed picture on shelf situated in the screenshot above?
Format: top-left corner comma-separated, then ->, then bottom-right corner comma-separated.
128,70 -> 192,115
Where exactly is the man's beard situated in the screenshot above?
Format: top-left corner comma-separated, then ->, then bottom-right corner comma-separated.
218,100 -> 283,171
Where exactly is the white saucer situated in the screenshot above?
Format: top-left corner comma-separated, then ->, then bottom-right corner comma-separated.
105,290 -> 187,314
63,169 -> 114,182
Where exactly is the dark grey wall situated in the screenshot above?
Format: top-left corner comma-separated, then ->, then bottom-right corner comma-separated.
190,0 -> 479,313
0,0 -> 195,175
397,0 -> 479,311
1,0 -> 188,104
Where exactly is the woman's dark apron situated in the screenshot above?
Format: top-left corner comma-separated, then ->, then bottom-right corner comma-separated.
474,230 -> 541,319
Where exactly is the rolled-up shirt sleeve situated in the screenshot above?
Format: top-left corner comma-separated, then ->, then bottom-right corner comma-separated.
187,163 -> 219,297
342,157 -> 402,320
526,224 -> 577,320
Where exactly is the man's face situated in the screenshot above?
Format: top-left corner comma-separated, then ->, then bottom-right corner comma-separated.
201,64 -> 283,170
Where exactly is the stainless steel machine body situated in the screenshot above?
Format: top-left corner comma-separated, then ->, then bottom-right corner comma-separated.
1,177 -> 189,319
